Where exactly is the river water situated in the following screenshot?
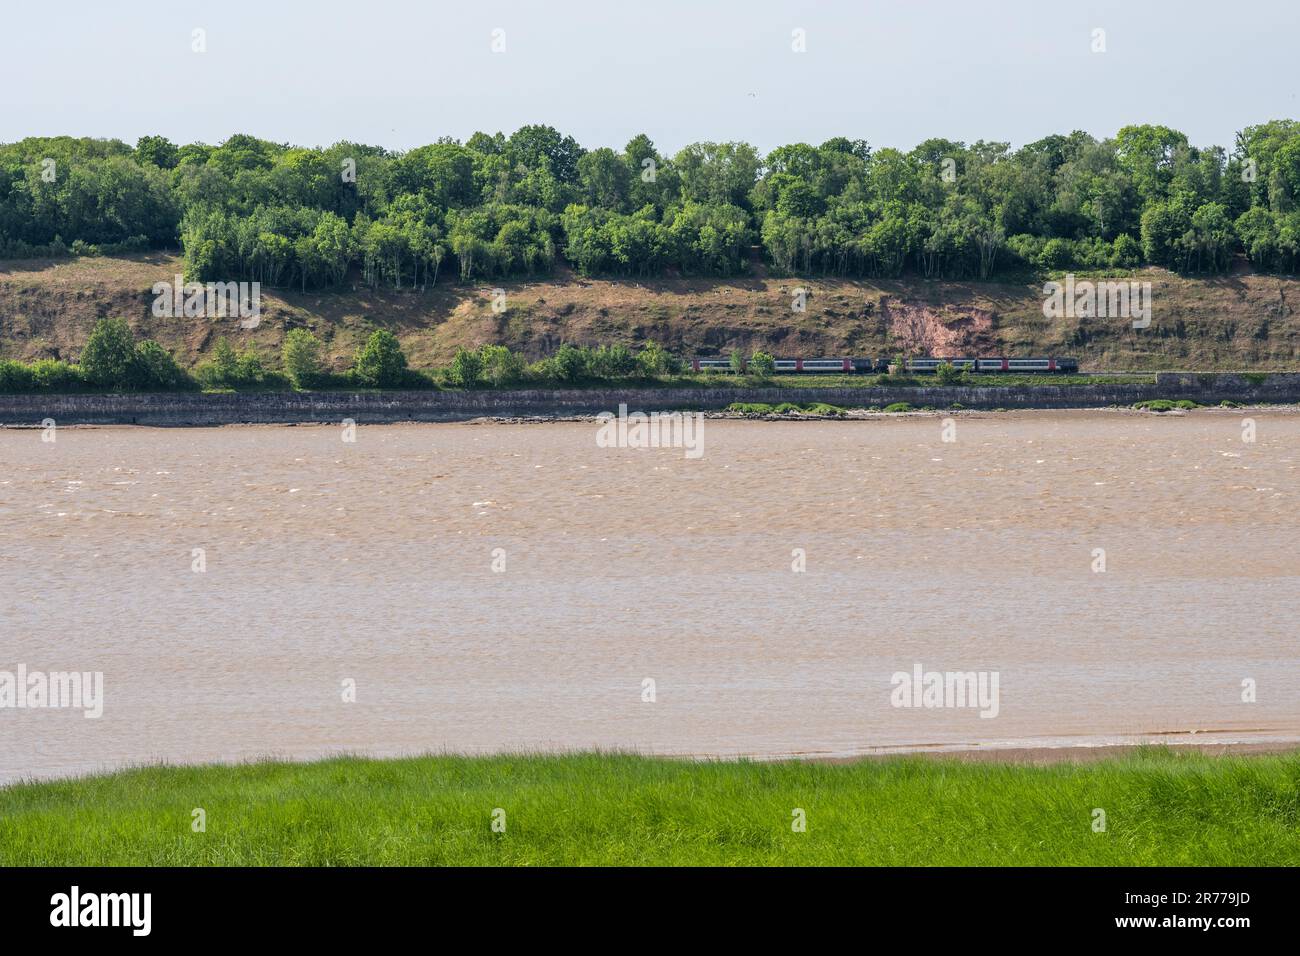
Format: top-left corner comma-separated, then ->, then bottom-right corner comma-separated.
1,411 -> 1297,783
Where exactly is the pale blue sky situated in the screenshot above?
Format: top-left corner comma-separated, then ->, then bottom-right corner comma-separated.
1,0 -> 1294,154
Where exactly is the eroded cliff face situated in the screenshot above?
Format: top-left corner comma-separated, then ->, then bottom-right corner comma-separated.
2,253 -> 1298,371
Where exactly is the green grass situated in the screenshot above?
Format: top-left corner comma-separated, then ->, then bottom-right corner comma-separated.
726,401 -> 848,416
2,749 -> 1297,866
1134,399 -> 1200,412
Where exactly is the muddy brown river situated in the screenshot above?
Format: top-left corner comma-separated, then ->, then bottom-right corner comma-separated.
1,411 -> 1297,783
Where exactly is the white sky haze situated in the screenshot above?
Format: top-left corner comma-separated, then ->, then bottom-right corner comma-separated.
1,0 -> 1294,155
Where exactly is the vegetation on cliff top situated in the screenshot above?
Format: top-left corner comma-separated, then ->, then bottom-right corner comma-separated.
4,121 -> 1300,292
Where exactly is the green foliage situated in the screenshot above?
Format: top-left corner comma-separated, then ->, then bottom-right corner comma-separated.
549,343 -> 587,384
7,748 -> 1297,865
198,337 -> 271,389
133,340 -> 194,391
584,343 -> 635,378
16,319 -> 192,392
11,120 -> 1300,280
281,328 -> 324,389
635,341 -> 678,376
351,330 -> 407,387
934,361 -> 966,385
748,351 -> 776,377
477,344 -> 526,387
0,359 -> 37,392
883,402 -> 914,412
80,318 -> 140,389
1134,399 -> 1199,412
446,347 -> 484,388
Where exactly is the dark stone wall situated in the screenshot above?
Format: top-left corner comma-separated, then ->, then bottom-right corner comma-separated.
1,376 -> 1297,426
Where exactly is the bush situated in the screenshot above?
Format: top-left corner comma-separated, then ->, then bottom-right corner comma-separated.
748,351 -> 776,378
1039,237 -> 1075,270
282,329 -> 323,389
934,361 -> 965,385
0,360 -> 36,393
29,359 -> 85,392
447,347 -> 484,388
551,343 -> 587,384
883,402 -> 913,413
198,338 -> 272,389
586,344 -> 636,379
636,342 -> 677,377
80,318 -> 140,389
478,345 -> 526,387
133,341 -> 193,390
1110,234 -> 1142,268
352,330 -> 407,387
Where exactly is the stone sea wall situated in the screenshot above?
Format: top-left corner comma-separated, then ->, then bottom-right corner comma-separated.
1,374 -> 1298,426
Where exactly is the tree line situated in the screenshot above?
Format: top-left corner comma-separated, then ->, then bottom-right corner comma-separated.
3,121 -> 1300,284
0,318 -> 688,394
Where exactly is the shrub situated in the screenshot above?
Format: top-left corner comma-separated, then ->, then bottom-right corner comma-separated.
1110,234 -> 1143,268
1039,237 -> 1075,270
29,359 -> 85,392
282,329 -> 323,389
748,351 -> 776,377
586,344 -> 635,379
883,402 -> 913,413
635,342 -> 678,377
934,361 -> 966,385
1134,399 -> 1199,412
198,338 -> 272,389
477,345 -> 526,387
133,341 -> 193,390
550,343 -> 587,384
0,360 -> 36,393
80,318 -> 140,389
447,347 -> 484,388
352,330 -> 408,387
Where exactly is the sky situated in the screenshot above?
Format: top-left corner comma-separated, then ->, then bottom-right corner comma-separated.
1,0 -> 1296,156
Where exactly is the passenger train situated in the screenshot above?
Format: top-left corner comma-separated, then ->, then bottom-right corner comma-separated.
688,356 -> 1080,374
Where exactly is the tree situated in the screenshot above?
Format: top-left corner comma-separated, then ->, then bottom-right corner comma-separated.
135,135 -> 179,170
447,347 -> 483,387
352,330 -> 407,386
134,340 -> 191,390
282,328 -> 323,388
80,318 -> 140,389
550,343 -> 586,383
636,341 -> 675,376
478,344 -> 525,386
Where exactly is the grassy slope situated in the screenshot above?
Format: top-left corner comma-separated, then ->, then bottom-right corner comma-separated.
1,749 -> 1297,865
1,254 -> 1299,373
